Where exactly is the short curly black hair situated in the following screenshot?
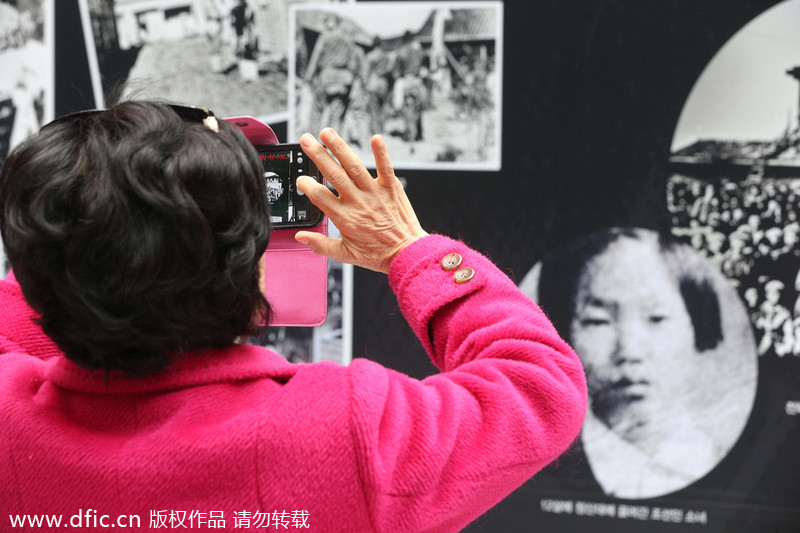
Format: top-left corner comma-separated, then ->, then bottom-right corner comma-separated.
0,101 -> 271,376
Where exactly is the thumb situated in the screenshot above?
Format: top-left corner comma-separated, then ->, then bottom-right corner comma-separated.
295,231 -> 341,260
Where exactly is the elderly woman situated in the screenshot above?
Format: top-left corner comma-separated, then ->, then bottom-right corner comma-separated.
0,101 -> 585,532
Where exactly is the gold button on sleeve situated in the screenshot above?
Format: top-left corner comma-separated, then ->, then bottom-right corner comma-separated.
441,253 -> 463,271
454,267 -> 475,284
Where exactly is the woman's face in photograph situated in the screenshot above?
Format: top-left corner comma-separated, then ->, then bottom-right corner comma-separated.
570,236 -> 697,434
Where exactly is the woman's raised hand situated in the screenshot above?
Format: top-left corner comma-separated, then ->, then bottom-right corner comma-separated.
294,128 -> 428,273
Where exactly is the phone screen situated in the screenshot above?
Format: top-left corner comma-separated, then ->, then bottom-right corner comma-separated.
255,144 -> 324,228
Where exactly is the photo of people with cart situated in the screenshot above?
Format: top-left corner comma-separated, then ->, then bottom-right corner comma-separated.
81,0 -> 351,121
290,1 -> 503,170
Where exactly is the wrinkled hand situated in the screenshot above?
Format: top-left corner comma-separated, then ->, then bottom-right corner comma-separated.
294,128 -> 428,273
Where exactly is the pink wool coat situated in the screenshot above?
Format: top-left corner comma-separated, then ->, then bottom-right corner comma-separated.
0,235 -> 586,532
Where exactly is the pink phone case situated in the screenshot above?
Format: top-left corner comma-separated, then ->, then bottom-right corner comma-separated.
223,116 -> 328,327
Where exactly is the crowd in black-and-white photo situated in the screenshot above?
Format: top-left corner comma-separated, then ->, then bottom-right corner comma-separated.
668,173 -> 800,357
293,5 -> 500,167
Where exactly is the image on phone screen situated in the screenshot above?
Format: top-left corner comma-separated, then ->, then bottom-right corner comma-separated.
255,144 -> 324,229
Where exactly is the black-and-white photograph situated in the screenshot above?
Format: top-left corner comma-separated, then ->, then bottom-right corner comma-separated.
667,0 -> 800,359
290,1 -> 502,170
1,0 -> 54,279
519,227 -> 757,499
246,222 -> 353,365
82,0 -> 351,121
0,0 -> 53,164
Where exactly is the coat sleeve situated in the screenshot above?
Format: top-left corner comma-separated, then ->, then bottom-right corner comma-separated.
347,235 -> 587,533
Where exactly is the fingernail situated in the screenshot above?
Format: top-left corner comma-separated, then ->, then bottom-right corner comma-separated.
320,128 -> 336,142
300,133 -> 314,147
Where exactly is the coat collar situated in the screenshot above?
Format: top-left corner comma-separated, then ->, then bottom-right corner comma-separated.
45,343 -> 298,395
1,273 -> 299,395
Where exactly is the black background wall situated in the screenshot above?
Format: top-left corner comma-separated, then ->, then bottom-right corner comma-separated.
351,0 -> 780,378
52,1 -> 797,531
342,2 -> 796,532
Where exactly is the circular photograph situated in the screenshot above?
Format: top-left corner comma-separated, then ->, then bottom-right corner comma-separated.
520,227 -> 758,499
